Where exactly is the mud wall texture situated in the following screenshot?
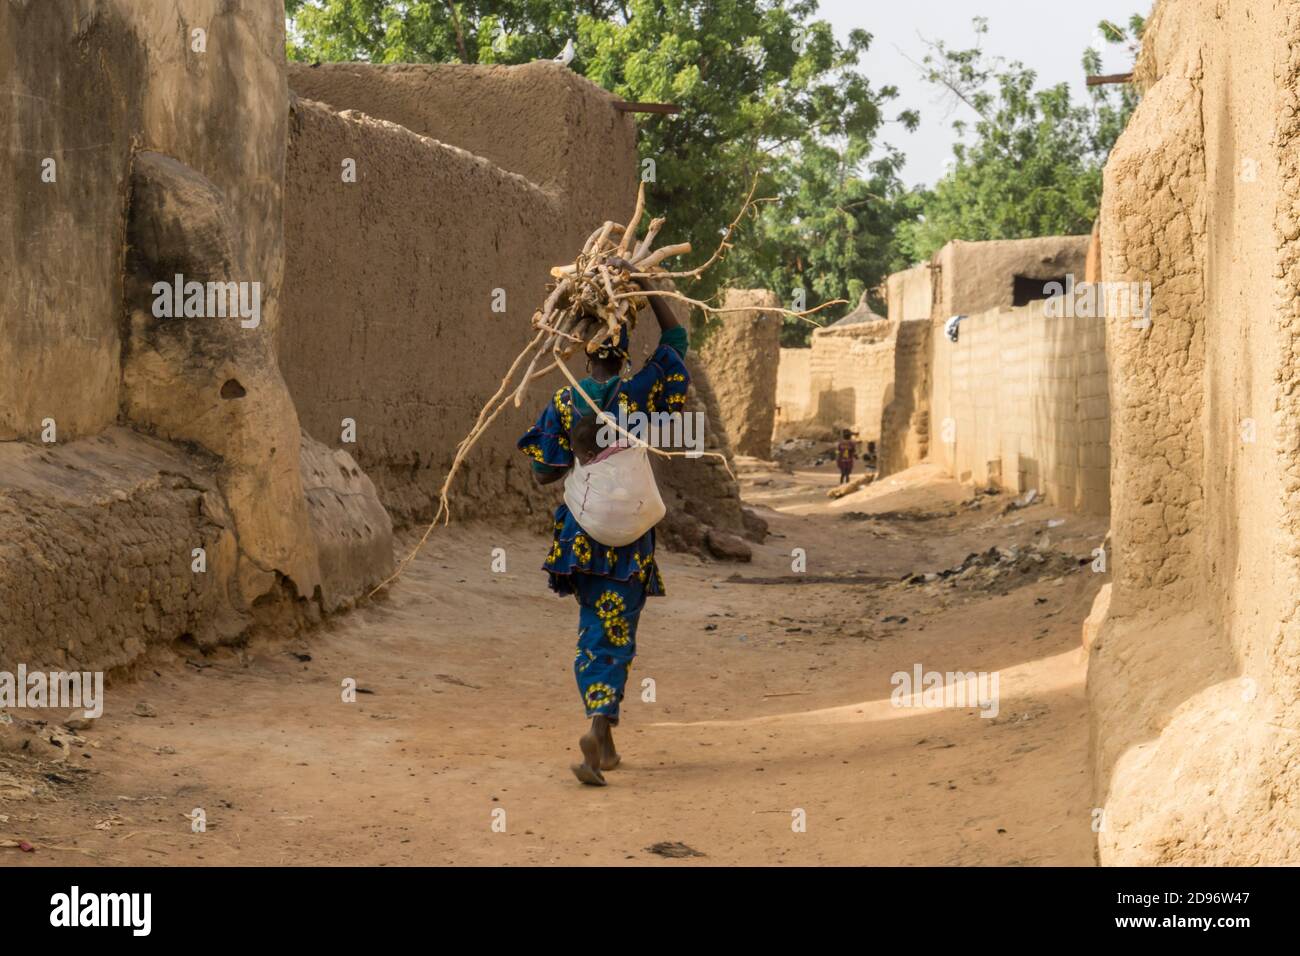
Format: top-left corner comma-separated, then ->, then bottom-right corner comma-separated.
1,1 -> 393,672
878,240 -> 1089,479
878,320 -> 932,476
1088,0 -> 1300,866
774,349 -> 812,433
0,430 -> 245,671
878,264 -> 934,475
931,236 -> 1091,320
279,76 -> 749,552
287,61 -> 637,233
928,299 -> 1109,513
773,295 -> 895,442
698,290 -> 782,458
807,317 -> 896,441
280,96 -> 565,526
885,263 -> 932,324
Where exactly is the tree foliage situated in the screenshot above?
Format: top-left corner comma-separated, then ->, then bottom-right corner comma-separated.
286,1 -> 917,344
897,15 -> 1143,262
285,5 -> 1146,345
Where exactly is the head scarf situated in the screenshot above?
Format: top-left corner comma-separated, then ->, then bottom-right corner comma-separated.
589,325 -> 629,364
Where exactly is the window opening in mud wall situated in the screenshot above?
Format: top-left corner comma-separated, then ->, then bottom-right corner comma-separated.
1012,274 -> 1067,307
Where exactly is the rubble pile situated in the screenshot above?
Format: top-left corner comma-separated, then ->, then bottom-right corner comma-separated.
905,542 -> 1089,592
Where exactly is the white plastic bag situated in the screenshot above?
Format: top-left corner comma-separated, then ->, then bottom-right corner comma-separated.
563,443 -> 666,546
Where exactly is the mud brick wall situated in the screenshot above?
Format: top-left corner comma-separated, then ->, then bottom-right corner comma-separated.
878,319 -> 932,476
929,299 -> 1109,513
0,1 -> 393,674
807,321 -> 897,442
878,264 -> 933,475
699,290 -> 782,458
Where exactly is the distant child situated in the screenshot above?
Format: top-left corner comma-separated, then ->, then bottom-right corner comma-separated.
836,429 -> 858,484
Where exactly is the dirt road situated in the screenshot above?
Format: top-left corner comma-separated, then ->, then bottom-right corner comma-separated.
2,461 -> 1105,866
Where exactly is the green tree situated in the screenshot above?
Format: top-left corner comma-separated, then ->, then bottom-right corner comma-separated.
897,15 -> 1143,262
286,1 -> 918,342
729,140 -> 922,345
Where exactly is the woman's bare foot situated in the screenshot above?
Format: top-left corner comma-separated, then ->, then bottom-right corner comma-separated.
570,725 -> 607,786
598,718 -> 621,770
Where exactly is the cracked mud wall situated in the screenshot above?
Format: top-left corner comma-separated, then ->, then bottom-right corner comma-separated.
1,1 -> 393,671
1089,0 -> 1300,865
280,68 -> 750,551
0,430 -> 246,671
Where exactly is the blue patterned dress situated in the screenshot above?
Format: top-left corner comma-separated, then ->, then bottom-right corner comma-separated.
517,328 -> 689,722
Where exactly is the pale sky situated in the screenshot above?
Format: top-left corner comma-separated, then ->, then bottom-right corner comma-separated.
816,0 -> 1152,187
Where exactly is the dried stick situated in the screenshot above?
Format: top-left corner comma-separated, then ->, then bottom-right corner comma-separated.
611,288 -> 846,326
616,182 -> 646,257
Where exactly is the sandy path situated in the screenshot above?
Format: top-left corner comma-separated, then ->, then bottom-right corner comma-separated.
3,464 -> 1103,866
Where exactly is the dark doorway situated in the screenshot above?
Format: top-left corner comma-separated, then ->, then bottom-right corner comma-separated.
1012,274 -> 1067,307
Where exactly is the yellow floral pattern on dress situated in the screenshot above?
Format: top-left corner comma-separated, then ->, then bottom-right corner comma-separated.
593,589 -> 631,646
522,443 -> 545,462
594,590 -> 625,621
554,387 -> 574,432
605,616 -> 631,647
584,682 -> 616,710
572,534 -> 592,564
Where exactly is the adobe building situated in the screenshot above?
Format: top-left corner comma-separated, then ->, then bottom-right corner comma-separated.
876,236 -> 1105,516
698,290 -> 783,459
1088,0 -> 1300,865
0,1 -> 755,676
774,293 -> 895,443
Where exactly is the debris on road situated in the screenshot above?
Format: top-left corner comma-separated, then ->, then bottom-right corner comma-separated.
646,841 -> 706,859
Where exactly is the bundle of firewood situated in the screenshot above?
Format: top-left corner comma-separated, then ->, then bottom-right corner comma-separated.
370,181 -> 841,596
